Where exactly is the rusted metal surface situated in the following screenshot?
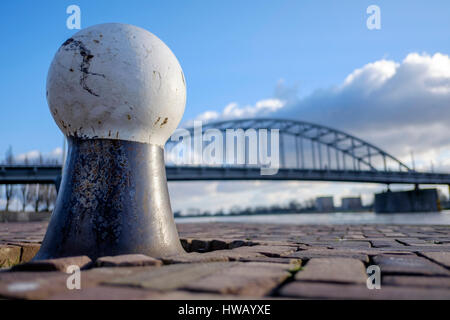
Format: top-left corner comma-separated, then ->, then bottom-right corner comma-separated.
35,137 -> 184,260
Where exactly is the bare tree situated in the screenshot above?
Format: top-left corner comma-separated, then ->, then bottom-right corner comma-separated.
5,146 -> 14,164
48,185 -> 57,211
19,184 -> 28,212
40,184 -> 57,211
26,184 -> 42,212
0,185 -> 3,211
1,148 -> 60,212
25,152 -> 46,212
19,156 -> 30,212
4,146 -> 15,211
4,185 -> 15,211
303,198 -> 316,210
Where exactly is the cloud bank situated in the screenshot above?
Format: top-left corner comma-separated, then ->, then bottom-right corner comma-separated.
13,148 -> 63,164
281,52 -> 450,161
195,52 -> 450,172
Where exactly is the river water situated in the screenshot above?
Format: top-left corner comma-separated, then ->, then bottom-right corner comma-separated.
176,210 -> 450,225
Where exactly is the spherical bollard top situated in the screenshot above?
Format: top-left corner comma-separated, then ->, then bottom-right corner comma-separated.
47,23 -> 186,146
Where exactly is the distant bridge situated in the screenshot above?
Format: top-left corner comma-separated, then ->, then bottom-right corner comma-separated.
1,118 -> 450,186
1,165 -> 450,185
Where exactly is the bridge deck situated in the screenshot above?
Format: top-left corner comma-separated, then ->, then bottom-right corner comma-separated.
1,165 -> 450,185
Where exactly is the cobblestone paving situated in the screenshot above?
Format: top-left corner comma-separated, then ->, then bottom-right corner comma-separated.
1,221 -> 450,299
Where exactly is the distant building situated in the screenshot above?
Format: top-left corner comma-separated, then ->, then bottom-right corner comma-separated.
374,189 -> 439,213
341,197 -> 363,211
315,196 -> 334,212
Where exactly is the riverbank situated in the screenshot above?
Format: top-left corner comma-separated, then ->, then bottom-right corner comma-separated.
2,210 -> 450,224
0,211 -> 51,223
176,211 -> 450,225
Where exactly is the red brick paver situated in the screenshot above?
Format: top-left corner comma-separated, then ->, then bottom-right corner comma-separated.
0,221 -> 449,299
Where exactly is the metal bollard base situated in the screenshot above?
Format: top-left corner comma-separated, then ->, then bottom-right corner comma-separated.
34,137 -> 184,260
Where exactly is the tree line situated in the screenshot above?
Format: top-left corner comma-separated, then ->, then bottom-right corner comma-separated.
1,146 -> 59,212
176,198 -> 323,218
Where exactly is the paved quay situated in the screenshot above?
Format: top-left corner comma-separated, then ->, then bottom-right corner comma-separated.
1,221 -> 450,299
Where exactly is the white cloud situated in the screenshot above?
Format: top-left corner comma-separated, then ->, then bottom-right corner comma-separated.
168,52 -> 450,213
187,52 -> 450,172
277,52 -> 450,172
195,110 -> 220,122
191,98 -> 286,125
342,59 -> 398,90
15,147 -> 63,164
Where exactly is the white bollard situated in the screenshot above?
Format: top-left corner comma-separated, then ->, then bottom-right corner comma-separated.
35,23 -> 186,260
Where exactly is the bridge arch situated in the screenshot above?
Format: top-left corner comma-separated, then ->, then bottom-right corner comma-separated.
165,118 -> 411,173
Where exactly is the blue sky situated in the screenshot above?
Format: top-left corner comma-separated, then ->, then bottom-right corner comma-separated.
1,0 -> 449,157
1,1 -> 450,212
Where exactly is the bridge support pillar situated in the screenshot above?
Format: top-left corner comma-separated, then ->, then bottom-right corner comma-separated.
34,23 -> 186,260
374,188 -> 439,213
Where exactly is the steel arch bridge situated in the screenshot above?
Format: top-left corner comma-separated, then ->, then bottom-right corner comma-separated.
162,118 -> 450,185
167,118 -> 411,172
1,118 -> 450,186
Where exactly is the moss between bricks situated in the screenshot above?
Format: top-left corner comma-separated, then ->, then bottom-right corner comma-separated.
0,245 -> 21,268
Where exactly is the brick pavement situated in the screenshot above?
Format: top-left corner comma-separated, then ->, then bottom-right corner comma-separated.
0,221 -> 449,299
